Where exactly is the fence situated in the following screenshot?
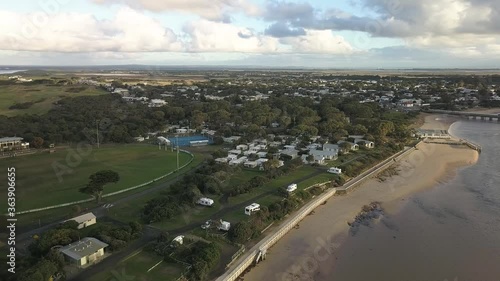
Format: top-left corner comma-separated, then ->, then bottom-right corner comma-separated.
215,144 -> 420,281
13,150 -> 195,215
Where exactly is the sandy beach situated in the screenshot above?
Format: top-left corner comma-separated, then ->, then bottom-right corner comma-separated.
242,115 -> 479,281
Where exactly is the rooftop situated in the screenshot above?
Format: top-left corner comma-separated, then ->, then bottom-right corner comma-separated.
67,212 -> 96,224
0,137 -> 23,142
59,237 -> 108,260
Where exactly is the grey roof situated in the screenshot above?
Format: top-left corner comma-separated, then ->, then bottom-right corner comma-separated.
309,149 -> 337,157
60,237 -> 108,260
0,137 -> 23,142
323,143 -> 339,150
67,212 -> 96,224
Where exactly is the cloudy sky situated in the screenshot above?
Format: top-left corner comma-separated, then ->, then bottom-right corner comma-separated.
0,0 -> 499,68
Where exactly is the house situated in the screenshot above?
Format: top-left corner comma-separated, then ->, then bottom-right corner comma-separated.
197,197 -> 214,207
66,212 -> 96,229
134,136 -> 145,142
322,143 -> 339,153
256,151 -> 268,158
355,139 -> 375,148
176,128 -> 188,134
149,99 -> 167,108
215,158 -> 229,164
0,137 -> 29,152
338,141 -> 359,151
280,148 -> 299,159
228,149 -> 242,155
245,203 -> 260,215
223,136 -> 241,143
59,237 -> 108,268
236,144 -> 249,151
309,149 -> 338,160
244,161 -> 259,168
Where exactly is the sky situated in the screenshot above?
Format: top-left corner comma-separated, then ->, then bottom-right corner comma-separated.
0,0 -> 499,68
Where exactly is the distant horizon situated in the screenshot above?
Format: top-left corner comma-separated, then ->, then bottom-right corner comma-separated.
1,65 -> 500,72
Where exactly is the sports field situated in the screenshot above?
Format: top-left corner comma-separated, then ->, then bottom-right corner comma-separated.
0,144 -> 192,211
0,83 -> 106,116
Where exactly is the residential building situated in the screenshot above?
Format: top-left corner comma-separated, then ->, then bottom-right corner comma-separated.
65,212 -> 97,229
0,137 -> 29,152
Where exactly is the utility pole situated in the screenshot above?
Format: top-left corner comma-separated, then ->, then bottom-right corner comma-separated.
96,120 -> 100,149
176,136 -> 179,170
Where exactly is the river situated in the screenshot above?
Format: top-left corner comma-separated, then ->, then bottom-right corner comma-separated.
329,120 -> 500,281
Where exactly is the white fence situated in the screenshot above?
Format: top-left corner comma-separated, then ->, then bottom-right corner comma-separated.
216,144 -> 420,281
13,150 -> 195,215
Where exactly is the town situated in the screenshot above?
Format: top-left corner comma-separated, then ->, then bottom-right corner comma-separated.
0,68 -> 499,281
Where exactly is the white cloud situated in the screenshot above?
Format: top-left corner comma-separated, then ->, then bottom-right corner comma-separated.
91,0 -> 262,21
0,8 -> 183,52
184,20 -> 280,53
280,30 -> 354,54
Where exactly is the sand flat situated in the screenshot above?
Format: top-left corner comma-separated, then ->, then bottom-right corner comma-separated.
242,116 -> 479,281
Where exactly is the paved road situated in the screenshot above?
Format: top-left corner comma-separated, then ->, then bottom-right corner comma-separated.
16,160 -> 205,251
70,167 -> 326,281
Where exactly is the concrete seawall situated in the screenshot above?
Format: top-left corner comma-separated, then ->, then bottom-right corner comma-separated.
216,145 -> 418,281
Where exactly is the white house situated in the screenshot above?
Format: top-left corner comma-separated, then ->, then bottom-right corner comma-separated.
309,149 -> 338,160
66,212 -> 96,229
244,161 -> 259,168
149,99 -> 167,108
157,137 -> 171,146
176,128 -> 188,134
236,144 -> 248,151
338,141 -> 359,151
355,139 -> 375,148
280,148 -> 299,159
245,203 -> 261,215
59,237 -> 108,267
134,136 -> 145,142
228,149 -> 242,155
215,158 -> 229,164
322,143 -> 340,153
197,197 -> 214,207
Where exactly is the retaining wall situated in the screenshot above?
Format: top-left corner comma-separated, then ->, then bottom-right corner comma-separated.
216,144 -> 420,281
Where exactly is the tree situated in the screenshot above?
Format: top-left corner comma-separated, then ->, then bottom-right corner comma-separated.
339,142 -> 352,153
31,137 -> 44,149
306,154 -> 314,163
263,159 -> 281,171
80,170 -> 120,203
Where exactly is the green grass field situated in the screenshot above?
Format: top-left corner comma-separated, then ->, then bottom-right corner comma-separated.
0,144 -> 192,211
0,83 -> 106,116
89,250 -> 184,281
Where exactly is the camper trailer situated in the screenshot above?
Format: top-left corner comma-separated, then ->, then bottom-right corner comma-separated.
197,198 -> 214,207
327,167 -> 342,175
245,203 -> 260,215
286,183 -> 297,193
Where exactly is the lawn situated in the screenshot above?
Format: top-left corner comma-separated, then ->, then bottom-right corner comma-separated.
0,83 -> 107,116
89,250 -> 184,281
16,152 -> 204,230
298,173 -> 335,190
0,144 -> 193,211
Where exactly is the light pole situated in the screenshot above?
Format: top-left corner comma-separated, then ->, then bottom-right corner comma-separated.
176,136 -> 179,170
96,119 -> 100,149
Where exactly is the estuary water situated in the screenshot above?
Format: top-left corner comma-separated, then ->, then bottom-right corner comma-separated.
330,120 -> 500,281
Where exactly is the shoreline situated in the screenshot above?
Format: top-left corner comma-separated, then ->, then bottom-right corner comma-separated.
241,115 -> 479,281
